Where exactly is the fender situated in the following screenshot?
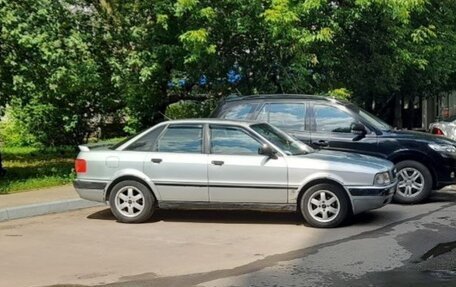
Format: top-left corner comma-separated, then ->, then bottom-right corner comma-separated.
104,168 -> 161,201
387,149 -> 438,183
294,172 -> 355,213
388,149 -> 435,164
296,172 -> 348,193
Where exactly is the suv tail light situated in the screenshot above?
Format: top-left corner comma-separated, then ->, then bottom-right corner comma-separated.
75,159 -> 87,173
432,127 -> 445,136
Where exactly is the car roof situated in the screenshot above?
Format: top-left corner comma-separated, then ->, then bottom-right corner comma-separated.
162,118 -> 261,127
222,94 -> 336,103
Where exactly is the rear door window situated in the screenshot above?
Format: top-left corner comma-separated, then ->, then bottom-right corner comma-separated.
155,124 -> 203,153
257,103 -> 306,131
221,103 -> 257,120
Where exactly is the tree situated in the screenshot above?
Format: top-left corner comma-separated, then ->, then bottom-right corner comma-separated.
1,0 -> 456,145
94,0 -> 339,132
0,0 -> 121,145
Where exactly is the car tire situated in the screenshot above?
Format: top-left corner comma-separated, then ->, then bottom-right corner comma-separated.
109,180 -> 155,223
300,183 -> 350,228
394,160 -> 432,204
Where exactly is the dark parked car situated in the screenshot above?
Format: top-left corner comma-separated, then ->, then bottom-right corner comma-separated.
211,94 -> 456,204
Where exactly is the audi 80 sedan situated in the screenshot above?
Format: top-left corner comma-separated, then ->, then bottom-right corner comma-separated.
74,119 -> 397,228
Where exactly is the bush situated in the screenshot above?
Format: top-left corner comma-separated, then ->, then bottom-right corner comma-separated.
0,106 -> 38,147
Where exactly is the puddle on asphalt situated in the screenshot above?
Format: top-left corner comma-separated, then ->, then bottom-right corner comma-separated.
421,241 -> 456,261
346,269 -> 456,286
424,270 -> 456,281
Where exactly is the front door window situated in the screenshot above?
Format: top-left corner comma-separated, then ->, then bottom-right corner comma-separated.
313,104 -> 355,133
210,126 -> 262,155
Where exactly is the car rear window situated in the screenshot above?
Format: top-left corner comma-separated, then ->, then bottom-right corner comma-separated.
125,125 -> 166,151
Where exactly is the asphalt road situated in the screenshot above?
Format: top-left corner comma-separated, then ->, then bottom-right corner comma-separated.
0,190 -> 455,287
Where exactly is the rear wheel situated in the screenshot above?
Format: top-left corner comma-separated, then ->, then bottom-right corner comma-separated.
109,180 -> 155,223
394,160 -> 432,204
300,183 -> 350,228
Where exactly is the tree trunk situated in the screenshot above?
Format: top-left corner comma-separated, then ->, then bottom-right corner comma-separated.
394,94 -> 403,129
408,97 -> 415,130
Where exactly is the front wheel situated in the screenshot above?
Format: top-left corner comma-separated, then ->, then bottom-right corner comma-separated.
109,180 -> 155,223
394,160 -> 432,204
300,183 -> 350,228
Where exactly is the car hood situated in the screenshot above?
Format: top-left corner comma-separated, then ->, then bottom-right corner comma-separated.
296,150 -> 393,171
383,129 -> 456,145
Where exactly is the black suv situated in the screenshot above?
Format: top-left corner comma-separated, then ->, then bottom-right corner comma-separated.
211,94 -> 456,204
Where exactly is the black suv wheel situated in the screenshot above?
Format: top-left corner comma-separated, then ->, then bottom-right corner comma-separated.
394,160 -> 432,204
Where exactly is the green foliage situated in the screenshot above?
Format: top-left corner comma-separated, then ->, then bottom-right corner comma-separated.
0,0 -> 122,145
328,88 -> 352,101
165,99 -> 216,120
175,0 -> 200,17
1,0 -> 456,144
0,106 -> 37,147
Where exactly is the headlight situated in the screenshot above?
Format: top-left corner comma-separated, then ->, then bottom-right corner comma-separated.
374,172 -> 391,186
428,144 -> 456,153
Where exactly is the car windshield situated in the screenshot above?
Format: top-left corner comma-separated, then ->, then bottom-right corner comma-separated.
250,123 -> 314,155
346,104 -> 392,131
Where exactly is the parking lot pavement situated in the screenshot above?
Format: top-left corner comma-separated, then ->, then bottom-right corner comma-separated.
0,190 -> 455,287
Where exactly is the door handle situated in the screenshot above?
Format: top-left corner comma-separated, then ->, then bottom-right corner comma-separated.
151,158 -> 162,163
313,140 -> 329,147
211,160 -> 224,166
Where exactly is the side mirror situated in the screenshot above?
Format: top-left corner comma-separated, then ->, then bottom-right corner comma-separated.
258,144 -> 277,159
351,123 -> 367,136
351,123 -> 367,141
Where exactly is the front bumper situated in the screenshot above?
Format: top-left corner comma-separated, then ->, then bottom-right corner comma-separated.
73,180 -> 108,203
348,181 -> 397,215
432,152 -> 456,189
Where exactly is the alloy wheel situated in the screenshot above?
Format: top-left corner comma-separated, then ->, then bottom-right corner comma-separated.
396,167 -> 425,198
307,190 -> 340,223
114,186 -> 145,218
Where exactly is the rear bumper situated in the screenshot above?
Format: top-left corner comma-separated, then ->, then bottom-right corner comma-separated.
348,182 -> 397,214
73,180 -> 108,203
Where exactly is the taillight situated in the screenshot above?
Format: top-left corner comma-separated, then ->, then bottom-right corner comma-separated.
432,127 -> 445,136
75,159 -> 87,173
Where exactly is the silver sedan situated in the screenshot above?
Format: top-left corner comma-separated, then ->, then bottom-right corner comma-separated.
429,115 -> 456,140
74,119 -> 397,228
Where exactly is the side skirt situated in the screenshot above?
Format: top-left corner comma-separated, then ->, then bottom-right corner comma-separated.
158,201 -> 297,212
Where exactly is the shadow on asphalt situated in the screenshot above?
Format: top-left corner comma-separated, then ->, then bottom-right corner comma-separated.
88,208 -> 304,225
87,208 -> 384,227
427,189 -> 456,203
86,189 -> 456,225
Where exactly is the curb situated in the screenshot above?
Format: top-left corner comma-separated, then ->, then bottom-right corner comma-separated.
0,199 -> 103,222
